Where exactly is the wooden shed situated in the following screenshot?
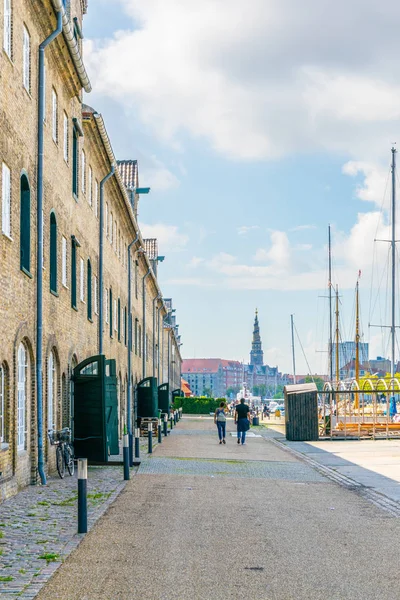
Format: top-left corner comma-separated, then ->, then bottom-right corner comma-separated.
284,383 -> 319,441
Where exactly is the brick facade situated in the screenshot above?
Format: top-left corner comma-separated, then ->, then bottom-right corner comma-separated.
0,0 -> 181,500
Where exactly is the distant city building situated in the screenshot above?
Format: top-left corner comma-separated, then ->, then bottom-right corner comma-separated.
182,310 -> 286,398
332,341 -> 369,375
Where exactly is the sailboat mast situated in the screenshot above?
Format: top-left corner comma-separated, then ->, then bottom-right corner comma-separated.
391,147 -> 396,380
335,285 -> 339,383
328,225 -> 333,383
291,314 -> 296,385
355,279 -> 360,382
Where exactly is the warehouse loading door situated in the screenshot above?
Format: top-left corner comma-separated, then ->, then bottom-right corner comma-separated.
73,355 -> 119,462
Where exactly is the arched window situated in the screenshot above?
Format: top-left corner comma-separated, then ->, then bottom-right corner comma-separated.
47,350 -> 56,430
109,288 -> 113,338
17,343 -> 27,452
87,259 -> 92,321
0,364 -> 7,445
20,174 -> 31,274
50,212 -> 57,294
117,298 -> 121,341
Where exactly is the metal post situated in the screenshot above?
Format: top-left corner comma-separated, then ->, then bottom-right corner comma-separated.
133,427 -> 141,466
290,314 -> 296,385
99,166 -> 115,355
158,419 -> 162,444
170,415 -> 173,430
78,459 -> 88,534
123,434 -> 130,480
148,423 -> 153,454
127,232 -> 139,466
328,225 -> 333,384
391,147 -> 396,380
163,413 -> 168,436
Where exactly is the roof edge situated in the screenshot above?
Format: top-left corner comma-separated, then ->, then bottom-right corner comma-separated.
50,0 -> 92,93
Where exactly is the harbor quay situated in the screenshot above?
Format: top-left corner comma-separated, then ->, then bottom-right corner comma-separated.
2,416 -> 400,599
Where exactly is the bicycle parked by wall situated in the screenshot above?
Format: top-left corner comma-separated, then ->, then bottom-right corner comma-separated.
48,427 -> 75,479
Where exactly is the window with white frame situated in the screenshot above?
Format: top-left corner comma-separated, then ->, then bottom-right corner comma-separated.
62,236 -> 67,287
110,212 -> 113,244
94,180 -> 98,217
94,275 -> 99,314
80,257 -> 85,302
63,112 -> 69,162
114,221 -> 117,251
0,365 -> 5,444
2,163 -> 11,237
81,150 -> 85,193
4,0 -> 12,58
23,25 -> 30,92
88,166 -> 92,205
47,350 -> 56,431
105,287 -> 109,323
52,88 -> 58,143
114,299 -> 117,331
17,343 -> 27,451
105,203 -> 108,236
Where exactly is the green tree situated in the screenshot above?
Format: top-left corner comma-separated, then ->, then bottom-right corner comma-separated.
273,385 -> 284,399
226,386 -> 240,398
304,376 -> 325,391
203,387 -> 213,398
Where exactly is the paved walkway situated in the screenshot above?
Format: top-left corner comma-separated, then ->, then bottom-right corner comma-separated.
28,417 -> 400,600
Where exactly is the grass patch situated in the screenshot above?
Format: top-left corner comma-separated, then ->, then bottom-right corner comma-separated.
39,552 -> 60,563
27,513 -> 36,517
87,492 -> 111,501
0,576 -> 14,582
0,523 -> 6,527
37,501 -> 51,506
19,569 -> 26,574
36,540 -> 49,545
53,495 -> 78,507
0,531 -> 4,539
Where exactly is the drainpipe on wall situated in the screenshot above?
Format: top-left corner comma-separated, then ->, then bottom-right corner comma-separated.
157,305 -> 161,383
36,10 -> 63,487
142,268 -> 151,379
152,294 -> 162,378
98,166 -> 115,355
127,229 -> 139,465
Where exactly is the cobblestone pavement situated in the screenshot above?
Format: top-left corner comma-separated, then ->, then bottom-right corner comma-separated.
0,466 -> 129,599
138,456 -> 325,481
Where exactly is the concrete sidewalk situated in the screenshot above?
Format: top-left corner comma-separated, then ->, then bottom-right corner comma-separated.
33,416 -> 400,600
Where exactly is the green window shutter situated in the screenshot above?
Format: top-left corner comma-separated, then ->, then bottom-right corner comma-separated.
71,239 -> 77,308
20,175 -> 30,273
87,259 -> 92,320
72,128 -> 78,197
50,212 -> 57,293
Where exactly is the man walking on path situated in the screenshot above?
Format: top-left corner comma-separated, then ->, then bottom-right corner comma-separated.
235,397 -> 250,445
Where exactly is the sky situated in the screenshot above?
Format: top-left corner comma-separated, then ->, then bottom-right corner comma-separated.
82,0 -> 400,374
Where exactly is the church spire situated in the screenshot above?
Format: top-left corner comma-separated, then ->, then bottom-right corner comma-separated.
250,309 -> 264,366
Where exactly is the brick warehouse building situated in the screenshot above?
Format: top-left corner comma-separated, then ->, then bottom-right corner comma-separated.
0,0 -> 181,499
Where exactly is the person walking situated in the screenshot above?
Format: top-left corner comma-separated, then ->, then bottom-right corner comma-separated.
235,398 -> 250,445
214,401 -> 227,444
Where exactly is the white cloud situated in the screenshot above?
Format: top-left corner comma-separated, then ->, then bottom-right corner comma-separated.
342,161 -> 390,206
139,156 -> 180,191
85,0 -> 400,161
188,256 -> 204,268
290,225 -> 317,232
140,223 -> 189,252
237,225 -> 260,236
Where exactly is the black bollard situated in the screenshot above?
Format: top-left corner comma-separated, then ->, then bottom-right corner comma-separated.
133,426 -> 141,466
148,423 -> 153,454
170,415 -> 174,430
174,411 -> 177,425
129,432 -> 133,466
123,434 -> 130,480
163,413 -> 168,436
78,458 -> 88,534
158,419 -> 162,443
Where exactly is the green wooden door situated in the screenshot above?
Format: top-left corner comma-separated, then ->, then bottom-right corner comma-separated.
73,355 -> 106,462
158,383 -> 170,416
105,359 -> 119,455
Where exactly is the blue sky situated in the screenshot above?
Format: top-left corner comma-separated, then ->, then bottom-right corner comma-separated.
82,0 -> 400,374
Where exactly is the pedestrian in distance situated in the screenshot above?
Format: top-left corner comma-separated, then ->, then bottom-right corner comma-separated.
235,398 -> 251,445
214,401 -> 227,444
